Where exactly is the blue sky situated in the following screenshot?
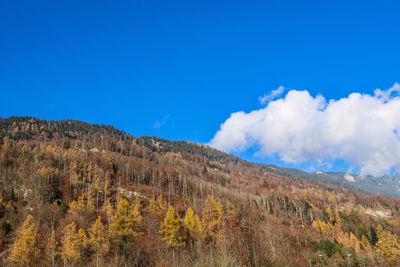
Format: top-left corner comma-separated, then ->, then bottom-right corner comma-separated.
1,0 -> 400,173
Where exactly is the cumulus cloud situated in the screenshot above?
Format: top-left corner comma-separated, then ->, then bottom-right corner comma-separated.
259,86 -> 285,104
210,83 -> 400,175
374,83 -> 400,101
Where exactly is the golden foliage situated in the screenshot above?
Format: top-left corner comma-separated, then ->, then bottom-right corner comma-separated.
334,209 -> 342,225
325,207 -> 335,223
69,194 -> 91,215
7,215 -> 39,265
60,222 -> 77,264
149,194 -> 167,217
183,208 -> 203,241
160,206 -> 186,248
69,161 -> 80,186
350,232 -> 361,251
312,219 -> 334,236
201,195 -> 224,243
35,165 -> 58,178
306,200 -> 315,209
361,235 -> 370,250
375,224 -> 400,262
110,197 -> 142,237
60,222 -> 89,264
89,216 -> 109,267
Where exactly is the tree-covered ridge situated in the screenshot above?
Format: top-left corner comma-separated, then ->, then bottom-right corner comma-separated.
0,117 -> 383,195
0,116 -> 133,142
138,136 -> 365,193
0,117 -> 400,266
138,136 -> 248,165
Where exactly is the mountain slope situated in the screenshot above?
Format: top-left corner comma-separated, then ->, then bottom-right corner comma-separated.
138,136 -> 397,198
1,116 -> 394,197
1,116 -> 400,266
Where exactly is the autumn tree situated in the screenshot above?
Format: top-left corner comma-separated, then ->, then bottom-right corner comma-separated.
183,208 -> 203,243
201,195 -> 225,243
110,197 -> 142,237
88,216 -> 109,267
69,193 -> 94,227
60,222 -> 90,265
7,215 -> 39,265
110,197 -> 142,254
149,194 -> 167,217
312,219 -> 334,236
160,206 -> 186,248
375,224 -> 400,262
69,194 -> 87,216
361,235 -> 370,250
75,228 -> 90,263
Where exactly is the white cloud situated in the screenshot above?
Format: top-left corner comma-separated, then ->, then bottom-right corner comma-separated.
210,83 -> 400,175
153,114 -> 170,129
374,83 -> 400,102
259,86 -> 285,104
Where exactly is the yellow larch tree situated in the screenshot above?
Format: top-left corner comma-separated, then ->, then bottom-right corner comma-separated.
325,207 -> 335,223
183,208 -> 203,242
361,235 -> 370,250
7,215 -> 39,265
2,136 -> 10,152
60,222 -> 90,265
109,196 -> 143,256
349,232 -> 361,252
88,216 -> 109,267
149,194 -> 167,217
160,206 -> 186,248
69,193 -> 94,226
312,219 -> 334,236
110,197 -> 142,238
60,222 -> 76,265
201,195 -> 225,243
375,224 -> 400,262
69,194 -> 87,215
75,228 -> 90,263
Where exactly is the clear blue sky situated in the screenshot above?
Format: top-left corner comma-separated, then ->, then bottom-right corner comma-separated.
1,0 -> 400,171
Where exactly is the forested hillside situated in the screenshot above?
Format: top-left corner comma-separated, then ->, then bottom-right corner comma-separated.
1,117 -> 400,266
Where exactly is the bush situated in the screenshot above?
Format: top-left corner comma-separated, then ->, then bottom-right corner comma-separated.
315,239 -> 343,257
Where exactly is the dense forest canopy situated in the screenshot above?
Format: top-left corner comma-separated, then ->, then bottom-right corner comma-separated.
0,116 -> 400,266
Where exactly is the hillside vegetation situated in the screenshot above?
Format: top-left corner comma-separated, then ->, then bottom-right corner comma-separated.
0,117 -> 400,266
